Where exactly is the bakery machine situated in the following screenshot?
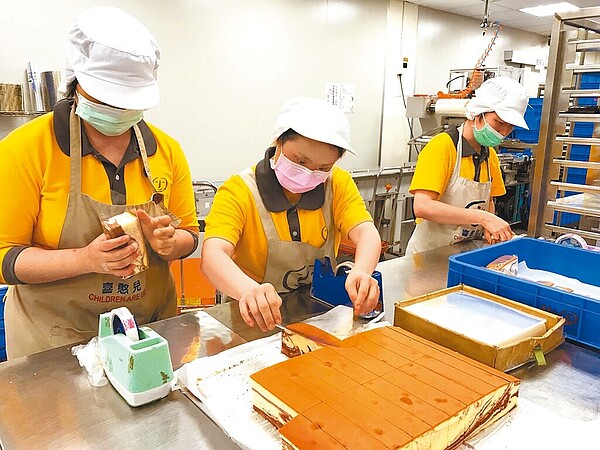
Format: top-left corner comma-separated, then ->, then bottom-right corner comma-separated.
405,66 -> 522,159
405,95 -> 469,159
405,23 -> 507,159
494,152 -> 533,226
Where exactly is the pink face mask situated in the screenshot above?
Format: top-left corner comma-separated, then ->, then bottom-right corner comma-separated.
271,153 -> 332,194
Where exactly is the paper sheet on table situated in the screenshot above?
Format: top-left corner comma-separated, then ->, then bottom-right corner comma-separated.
517,261 -> 600,301
177,306 -> 387,450
177,334 -> 284,450
458,397 -> 597,449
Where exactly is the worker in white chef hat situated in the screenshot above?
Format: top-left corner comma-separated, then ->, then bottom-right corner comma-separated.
0,6 -> 199,359
405,76 -> 529,256
202,97 -> 382,331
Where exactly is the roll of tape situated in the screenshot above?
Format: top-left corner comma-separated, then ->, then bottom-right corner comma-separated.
110,307 -> 140,341
555,233 -> 588,249
334,261 -> 354,276
434,98 -> 469,118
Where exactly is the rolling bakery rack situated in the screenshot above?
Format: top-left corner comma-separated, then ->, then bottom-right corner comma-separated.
528,7 -> 600,245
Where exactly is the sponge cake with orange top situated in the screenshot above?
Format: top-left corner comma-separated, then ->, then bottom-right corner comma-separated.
251,326 -> 519,449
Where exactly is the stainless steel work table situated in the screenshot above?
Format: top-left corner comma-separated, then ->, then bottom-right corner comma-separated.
0,243 -> 598,449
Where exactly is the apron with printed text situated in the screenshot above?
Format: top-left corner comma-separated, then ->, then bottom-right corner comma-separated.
405,125 -> 492,256
5,109 -> 178,359
238,168 -> 336,294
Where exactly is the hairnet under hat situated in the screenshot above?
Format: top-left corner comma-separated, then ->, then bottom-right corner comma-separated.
464,77 -> 529,130
270,97 -> 356,155
61,6 -> 160,110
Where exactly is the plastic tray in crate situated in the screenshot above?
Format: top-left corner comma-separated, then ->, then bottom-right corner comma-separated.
447,238 -> 600,350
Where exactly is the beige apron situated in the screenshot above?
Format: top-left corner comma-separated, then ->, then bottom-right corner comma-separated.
5,109 -> 178,359
238,168 -> 336,294
405,125 -> 492,256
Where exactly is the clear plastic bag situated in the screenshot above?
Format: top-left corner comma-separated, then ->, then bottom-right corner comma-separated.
71,337 -> 108,387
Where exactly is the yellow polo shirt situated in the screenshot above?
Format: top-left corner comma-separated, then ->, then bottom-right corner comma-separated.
0,107 -> 198,284
410,132 -> 506,199
204,157 -> 373,283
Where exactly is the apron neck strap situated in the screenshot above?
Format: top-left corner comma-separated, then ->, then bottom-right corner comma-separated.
132,124 -> 154,186
68,107 -> 84,197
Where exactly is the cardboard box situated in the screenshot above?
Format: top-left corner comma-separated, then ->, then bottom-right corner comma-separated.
394,285 -> 565,372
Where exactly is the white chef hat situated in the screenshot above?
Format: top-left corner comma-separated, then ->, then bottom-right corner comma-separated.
270,97 -> 356,155
61,6 -> 160,110
465,76 -> 529,130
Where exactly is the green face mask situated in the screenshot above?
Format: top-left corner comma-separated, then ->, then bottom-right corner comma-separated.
75,94 -> 143,136
472,115 -> 504,147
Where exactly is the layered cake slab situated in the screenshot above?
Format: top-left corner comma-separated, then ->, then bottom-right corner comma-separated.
280,322 -> 341,358
250,326 -> 519,449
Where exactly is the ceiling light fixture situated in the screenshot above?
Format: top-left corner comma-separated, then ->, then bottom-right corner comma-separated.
520,2 -> 579,17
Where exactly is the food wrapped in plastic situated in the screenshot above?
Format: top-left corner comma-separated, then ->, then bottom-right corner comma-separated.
486,254 -> 518,276
101,211 -> 148,275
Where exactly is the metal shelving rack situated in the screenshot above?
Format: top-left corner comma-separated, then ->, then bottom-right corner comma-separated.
528,7 -> 600,244
0,111 -> 44,117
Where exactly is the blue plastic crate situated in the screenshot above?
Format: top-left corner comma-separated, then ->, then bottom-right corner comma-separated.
570,144 -> 591,160
566,168 -> 587,185
447,238 -> 600,350
578,97 -> 597,106
572,122 -> 594,138
528,98 -> 544,106
512,129 -> 540,143
554,211 -> 580,227
0,285 -> 6,361
0,320 -> 4,359
580,73 -> 600,87
508,98 -> 543,140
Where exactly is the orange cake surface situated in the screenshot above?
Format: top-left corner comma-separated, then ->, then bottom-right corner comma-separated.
251,326 -> 519,450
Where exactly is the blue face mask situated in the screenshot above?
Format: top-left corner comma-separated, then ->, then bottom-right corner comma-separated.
472,114 -> 505,147
75,94 -> 143,136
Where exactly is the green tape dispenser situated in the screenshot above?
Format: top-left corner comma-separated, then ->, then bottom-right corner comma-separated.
97,307 -> 174,407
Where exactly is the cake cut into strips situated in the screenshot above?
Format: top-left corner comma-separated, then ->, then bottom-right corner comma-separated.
251,326 -> 519,450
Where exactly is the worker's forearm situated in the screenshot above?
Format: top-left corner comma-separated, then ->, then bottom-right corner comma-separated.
201,250 -> 259,300
159,229 -> 197,261
349,223 -> 380,274
14,246 -> 90,284
415,199 -> 491,226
